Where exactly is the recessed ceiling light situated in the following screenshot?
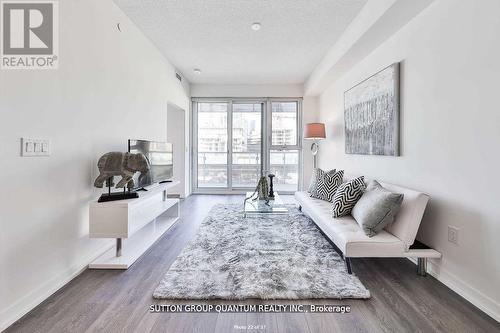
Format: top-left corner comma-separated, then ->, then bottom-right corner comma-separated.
193,68 -> 202,74
251,23 -> 261,31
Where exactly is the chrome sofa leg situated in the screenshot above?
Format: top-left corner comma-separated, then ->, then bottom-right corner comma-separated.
417,257 -> 427,276
345,257 -> 352,274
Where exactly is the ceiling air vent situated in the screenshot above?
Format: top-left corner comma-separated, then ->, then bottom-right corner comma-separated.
175,72 -> 182,82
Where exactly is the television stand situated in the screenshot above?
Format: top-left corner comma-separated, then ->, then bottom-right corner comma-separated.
89,181 -> 180,269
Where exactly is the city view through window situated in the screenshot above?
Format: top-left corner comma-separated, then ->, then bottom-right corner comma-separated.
196,101 -> 300,191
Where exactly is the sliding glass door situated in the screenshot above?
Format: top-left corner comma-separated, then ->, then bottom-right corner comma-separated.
193,98 -> 301,193
231,102 -> 263,188
196,102 -> 228,188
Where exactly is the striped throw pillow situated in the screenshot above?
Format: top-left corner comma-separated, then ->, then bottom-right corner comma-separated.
332,176 -> 366,217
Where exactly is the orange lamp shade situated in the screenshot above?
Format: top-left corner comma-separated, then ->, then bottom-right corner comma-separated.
304,123 -> 326,140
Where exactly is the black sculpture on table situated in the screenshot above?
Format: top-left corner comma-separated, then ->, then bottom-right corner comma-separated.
268,174 -> 275,198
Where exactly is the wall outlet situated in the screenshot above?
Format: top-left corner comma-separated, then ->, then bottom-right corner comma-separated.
448,226 -> 459,245
21,138 -> 50,157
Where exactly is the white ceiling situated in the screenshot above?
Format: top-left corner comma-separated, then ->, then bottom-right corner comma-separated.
113,0 -> 367,85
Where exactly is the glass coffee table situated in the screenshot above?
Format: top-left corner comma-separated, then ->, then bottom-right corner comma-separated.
243,192 -> 289,217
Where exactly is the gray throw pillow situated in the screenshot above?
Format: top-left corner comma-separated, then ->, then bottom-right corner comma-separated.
351,180 -> 404,237
308,168 -> 336,197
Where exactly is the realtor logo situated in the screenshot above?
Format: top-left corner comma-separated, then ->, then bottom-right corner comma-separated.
1,0 -> 58,69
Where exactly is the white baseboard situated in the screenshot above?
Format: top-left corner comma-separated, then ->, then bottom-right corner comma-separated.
0,242 -> 114,332
408,258 -> 500,323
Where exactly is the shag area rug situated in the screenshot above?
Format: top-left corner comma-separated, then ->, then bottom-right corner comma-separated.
153,204 -> 370,299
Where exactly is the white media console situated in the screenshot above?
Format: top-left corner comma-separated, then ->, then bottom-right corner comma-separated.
89,181 -> 180,269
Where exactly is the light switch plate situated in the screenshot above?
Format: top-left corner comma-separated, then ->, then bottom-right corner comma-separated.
448,225 -> 459,245
21,138 -> 50,157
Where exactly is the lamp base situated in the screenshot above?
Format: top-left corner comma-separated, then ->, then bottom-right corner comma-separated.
311,142 -> 319,155
311,141 -> 319,169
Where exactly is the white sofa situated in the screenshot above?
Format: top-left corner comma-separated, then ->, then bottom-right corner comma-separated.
295,174 -> 441,275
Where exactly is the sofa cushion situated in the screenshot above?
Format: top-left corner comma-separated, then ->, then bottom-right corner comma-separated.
295,191 -> 405,257
351,180 -> 404,237
343,174 -> 430,250
332,176 -> 366,217
308,168 -> 335,196
312,170 -> 344,202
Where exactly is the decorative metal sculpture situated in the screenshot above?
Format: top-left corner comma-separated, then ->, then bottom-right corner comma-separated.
94,152 -> 150,203
94,152 -> 150,189
245,175 -> 270,205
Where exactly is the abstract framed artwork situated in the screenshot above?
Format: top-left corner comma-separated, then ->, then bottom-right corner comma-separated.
344,63 -> 400,156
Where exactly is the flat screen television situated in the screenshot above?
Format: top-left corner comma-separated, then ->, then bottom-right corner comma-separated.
128,139 -> 173,189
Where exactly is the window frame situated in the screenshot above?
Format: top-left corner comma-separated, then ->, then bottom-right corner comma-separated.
192,97 -> 302,194
267,99 -> 302,150
266,99 -> 303,193
192,99 -> 231,191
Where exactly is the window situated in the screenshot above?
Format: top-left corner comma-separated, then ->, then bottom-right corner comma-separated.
197,102 -> 228,187
269,150 -> 299,192
271,102 -> 298,146
193,98 -> 301,193
268,101 -> 300,191
232,103 -> 262,188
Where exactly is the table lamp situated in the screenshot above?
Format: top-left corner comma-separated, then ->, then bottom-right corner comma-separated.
304,123 -> 326,168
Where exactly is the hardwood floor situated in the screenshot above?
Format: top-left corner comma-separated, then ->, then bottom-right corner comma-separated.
7,195 -> 500,333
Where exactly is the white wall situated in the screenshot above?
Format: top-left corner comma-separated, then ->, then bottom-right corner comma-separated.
315,0 -> 500,321
0,0 -> 190,329
191,84 -> 303,98
167,103 -> 187,197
